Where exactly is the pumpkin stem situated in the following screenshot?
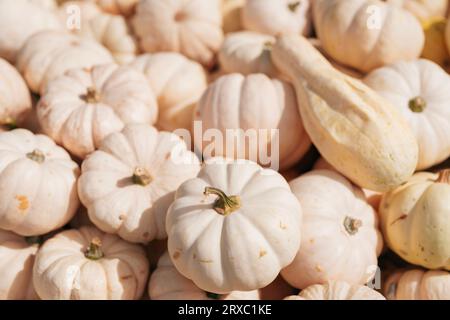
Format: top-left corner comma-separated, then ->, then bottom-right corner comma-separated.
206,292 -> 221,299
344,216 -> 362,235
204,187 -> 241,216
85,237 -> 104,260
25,235 -> 43,246
26,149 -> 45,163
436,169 -> 450,183
408,96 -> 426,113
84,87 -> 101,103
288,1 -> 301,12
132,167 -> 152,186
1,116 -> 18,130
263,41 -> 273,51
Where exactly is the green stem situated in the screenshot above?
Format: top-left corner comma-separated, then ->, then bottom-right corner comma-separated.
26,149 -> 45,163
84,87 -> 101,103
25,235 -> 43,246
344,216 -> 362,235
288,1 -> 301,12
85,237 -> 104,260
204,187 -> 241,216
408,96 -> 426,113
132,167 -> 152,186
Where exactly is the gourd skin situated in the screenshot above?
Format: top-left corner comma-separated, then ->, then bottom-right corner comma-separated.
380,171 -> 450,271
0,58 -> 32,128
130,53 -> 207,131
78,124 -> 201,243
166,158 -> 302,294
0,0 -> 62,63
365,59 -> 450,170
37,63 -> 158,159
285,281 -> 386,300
16,31 -> 114,94
132,0 -> 224,68
149,252 -> 260,300
271,34 -> 418,192
0,129 -> 80,236
384,268 -> 450,300
33,226 -> 149,300
194,73 -> 311,171
282,170 -> 383,289
0,230 -> 39,300
313,0 -> 425,73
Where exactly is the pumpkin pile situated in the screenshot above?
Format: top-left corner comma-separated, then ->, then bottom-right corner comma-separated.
0,0 -> 449,301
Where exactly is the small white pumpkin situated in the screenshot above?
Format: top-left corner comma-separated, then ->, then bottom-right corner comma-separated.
379,170 -> 450,271
0,58 -> 32,128
78,124 -> 201,243
313,0 -> 425,73
285,281 -> 386,300
0,0 -> 62,62
0,129 -> 80,236
242,0 -> 312,37
16,30 -> 114,94
166,158 -> 302,293
0,229 -> 40,300
60,1 -> 138,65
388,0 -> 448,21
132,0 -> 223,68
194,73 -> 311,171
37,63 -> 158,159
365,59 -> 450,170
282,170 -> 383,289
130,53 -> 207,131
149,252 -> 260,300
219,31 -> 278,77
384,268 -> 450,300
95,0 -> 139,17
33,226 -> 149,300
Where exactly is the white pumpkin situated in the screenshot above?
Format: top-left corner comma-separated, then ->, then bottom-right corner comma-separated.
130,53 -> 207,131
149,252 -> 260,300
0,58 -> 32,128
78,124 -> 201,243
16,30 -> 114,94
379,171 -> 450,270
219,31 -> 278,77
33,226 -> 149,300
0,129 -> 80,236
0,229 -> 40,300
0,0 -> 62,62
194,73 -> 311,171
60,1 -> 138,65
388,0 -> 448,21
285,281 -> 385,300
242,0 -> 312,37
282,170 -> 383,289
313,0 -> 425,73
166,158 -> 302,293
132,0 -> 223,68
37,63 -> 158,159
365,59 -> 450,170
94,0 -> 139,16
384,268 -> 450,300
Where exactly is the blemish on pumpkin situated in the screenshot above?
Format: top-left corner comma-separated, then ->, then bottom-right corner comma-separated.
309,238 -> 315,244
173,251 -> 181,260
390,214 -> 407,226
199,259 -> 213,263
119,214 -> 126,221
279,222 -> 287,230
165,153 -> 171,160
121,275 -> 133,280
259,250 -> 267,258
15,195 -> 29,212
315,265 -> 323,272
